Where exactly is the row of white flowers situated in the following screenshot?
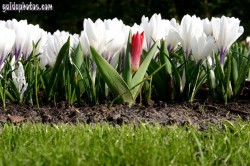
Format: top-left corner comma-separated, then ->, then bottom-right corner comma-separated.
0,13 -> 245,70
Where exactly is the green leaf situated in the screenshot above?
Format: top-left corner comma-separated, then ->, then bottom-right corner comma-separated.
122,31 -> 132,87
46,37 -> 70,99
224,55 -> 232,101
90,46 -> 134,105
159,40 -> 172,75
72,44 -> 84,72
25,61 -> 34,103
9,81 -> 20,102
82,58 -> 97,105
71,44 -> 85,103
165,53 -> 183,97
231,45 -> 250,97
147,58 -> 168,99
147,40 -> 173,101
189,62 -> 207,102
35,61 -> 40,107
231,56 -> 238,86
131,40 -> 159,99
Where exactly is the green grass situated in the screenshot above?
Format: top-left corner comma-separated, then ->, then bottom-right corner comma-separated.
0,121 -> 250,166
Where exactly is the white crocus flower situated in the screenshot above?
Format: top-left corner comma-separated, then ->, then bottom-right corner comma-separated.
130,23 -> 144,34
210,70 -> 216,89
80,18 -> 128,85
36,29 -> 48,56
141,13 -> 167,50
40,30 -> 70,68
70,34 -> 79,49
0,21 -> 5,28
12,62 -> 28,101
104,18 -> 124,31
80,18 -> 105,56
177,14 -> 203,58
246,37 -> 250,43
5,19 -> 28,60
202,18 -> 213,36
32,26 -> 48,60
211,16 -> 244,64
191,33 -> 215,63
165,18 -> 180,53
207,56 -> 216,89
246,37 -> 250,47
22,24 -> 45,60
80,18 -> 127,68
68,33 -> 80,65
103,18 -> 127,67
0,27 -> 16,70
79,18 -> 105,85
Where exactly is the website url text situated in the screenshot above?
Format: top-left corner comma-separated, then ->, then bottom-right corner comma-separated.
2,2 -> 53,13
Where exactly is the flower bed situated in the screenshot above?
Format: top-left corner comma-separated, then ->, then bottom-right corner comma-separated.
0,13 -> 248,107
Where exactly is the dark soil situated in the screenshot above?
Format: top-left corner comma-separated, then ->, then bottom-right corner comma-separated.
1,98 -> 250,129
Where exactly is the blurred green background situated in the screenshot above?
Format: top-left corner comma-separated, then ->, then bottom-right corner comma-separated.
1,0 -> 250,39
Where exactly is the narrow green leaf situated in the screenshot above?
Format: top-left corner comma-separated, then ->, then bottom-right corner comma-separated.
131,40 -> 159,99
159,40 -> 172,75
35,61 -> 40,108
82,59 -> 97,105
56,64 -> 65,96
90,46 -> 134,105
165,53 -> 182,96
73,44 -> 83,71
4,89 -> 15,102
122,31 -> 132,87
25,61 -> 33,103
147,59 -> 168,99
233,47 -> 250,96
224,55 -> 232,100
72,43 -> 84,103
231,56 -> 238,85
159,40 -> 173,100
9,81 -> 20,102
215,54 -> 224,82
46,37 -> 70,99
190,64 -> 207,102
